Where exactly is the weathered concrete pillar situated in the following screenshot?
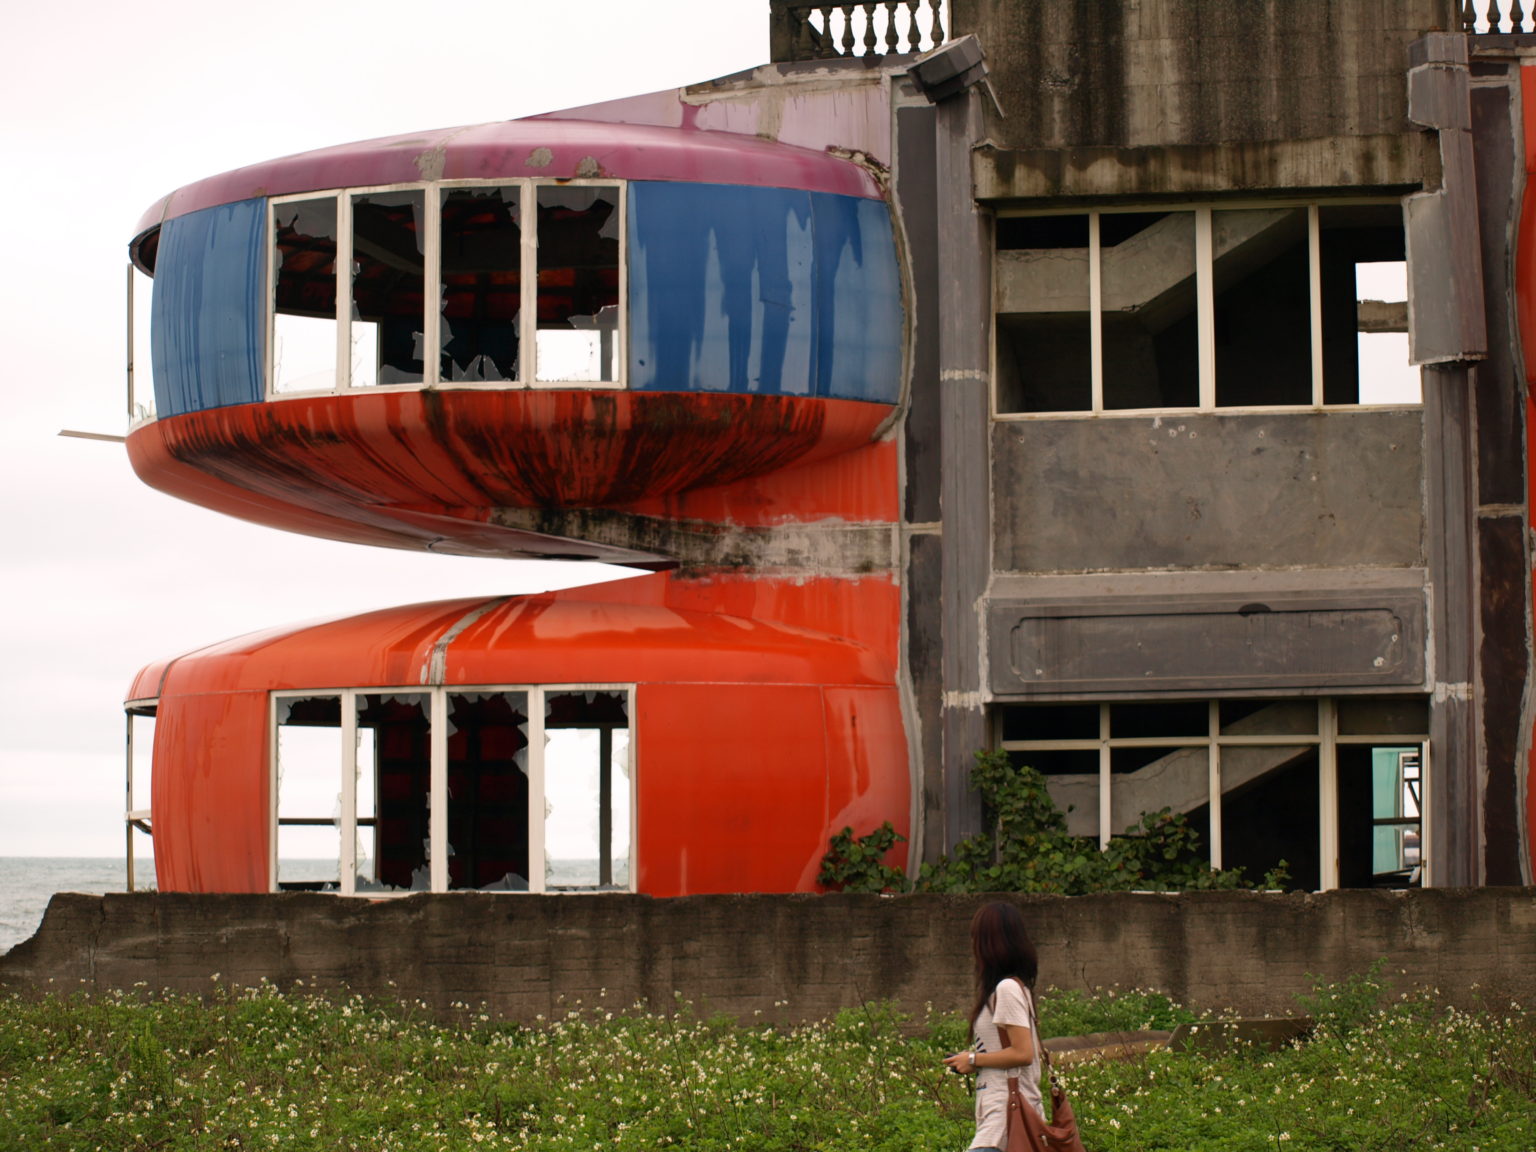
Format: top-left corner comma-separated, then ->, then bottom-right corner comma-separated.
1408,32 -> 1490,885
934,85 -> 992,850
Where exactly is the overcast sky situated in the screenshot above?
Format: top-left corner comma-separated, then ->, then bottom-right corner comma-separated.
0,0 -> 767,857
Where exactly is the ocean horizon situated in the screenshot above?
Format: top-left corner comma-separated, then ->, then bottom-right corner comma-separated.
0,856 -> 146,955
1,854 -> 623,956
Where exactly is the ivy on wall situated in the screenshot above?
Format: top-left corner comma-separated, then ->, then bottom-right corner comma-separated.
819,750 -> 1289,895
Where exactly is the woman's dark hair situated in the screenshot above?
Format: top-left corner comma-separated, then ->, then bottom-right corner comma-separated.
968,901 -> 1039,1029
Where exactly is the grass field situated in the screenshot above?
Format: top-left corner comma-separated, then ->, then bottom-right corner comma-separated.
2,968 -> 1532,1150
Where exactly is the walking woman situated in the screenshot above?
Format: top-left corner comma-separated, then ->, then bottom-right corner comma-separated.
942,901 -> 1044,1151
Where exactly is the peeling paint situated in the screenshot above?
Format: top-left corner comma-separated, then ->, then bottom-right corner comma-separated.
422,597 -> 513,685
525,146 -> 554,169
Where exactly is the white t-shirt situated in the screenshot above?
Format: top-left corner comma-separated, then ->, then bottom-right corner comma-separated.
969,978 -> 1043,1150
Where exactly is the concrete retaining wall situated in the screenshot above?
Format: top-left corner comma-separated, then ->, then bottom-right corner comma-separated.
3,889 -> 1532,1021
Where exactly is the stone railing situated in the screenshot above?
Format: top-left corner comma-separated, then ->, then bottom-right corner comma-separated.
1464,0 -> 1536,31
770,0 -> 947,62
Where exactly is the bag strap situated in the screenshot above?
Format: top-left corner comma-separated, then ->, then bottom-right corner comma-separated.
1024,982 -> 1056,1090
994,976 -> 1054,1084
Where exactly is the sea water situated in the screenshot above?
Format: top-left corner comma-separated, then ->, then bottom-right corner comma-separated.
0,856 -> 624,954
0,857 -> 145,955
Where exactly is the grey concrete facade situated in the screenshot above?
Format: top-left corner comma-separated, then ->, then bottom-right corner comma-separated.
883,0 -> 1531,887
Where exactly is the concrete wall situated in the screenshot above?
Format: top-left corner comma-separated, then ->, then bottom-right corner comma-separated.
960,0 -> 1445,201
993,411 -> 1425,574
5,890 -> 1533,1023
955,0 -> 1452,151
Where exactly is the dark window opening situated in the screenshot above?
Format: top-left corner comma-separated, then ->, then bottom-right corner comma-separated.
1110,700 -> 1207,740
1000,703 -> 1099,742
1213,208 -> 1311,407
996,313 -> 1091,413
997,215 -> 1089,250
351,191 -> 426,386
440,186 -> 523,382
1320,205 -> 1410,405
995,213 -> 1090,413
1221,745 -> 1320,891
1101,212 -> 1198,410
363,693 -> 432,892
446,692 -> 531,892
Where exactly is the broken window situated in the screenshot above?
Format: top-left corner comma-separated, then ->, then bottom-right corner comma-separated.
998,697 -> 1427,891
996,202 -> 1413,415
271,198 -> 339,394
440,186 -> 523,382
351,190 -> 426,387
267,181 -> 624,395
269,686 -> 632,895
535,187 -> 622,383
358,692 -> 430,892
446,692 -> 531,891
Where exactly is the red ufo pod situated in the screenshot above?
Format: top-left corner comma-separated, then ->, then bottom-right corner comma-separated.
128,573 -> 910,897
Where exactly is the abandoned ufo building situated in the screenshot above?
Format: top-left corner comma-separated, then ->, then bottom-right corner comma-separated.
121,0 -> 1535,897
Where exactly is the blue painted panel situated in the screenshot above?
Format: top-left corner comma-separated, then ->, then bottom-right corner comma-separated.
812,194 -> 905,403
151,199 -> 265,416
628,183 -> 901,403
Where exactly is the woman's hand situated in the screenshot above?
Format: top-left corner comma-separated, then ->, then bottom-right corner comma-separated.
942,1050 -> 977,1075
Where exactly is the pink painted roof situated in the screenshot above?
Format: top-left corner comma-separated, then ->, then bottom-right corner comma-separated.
133,117 -> 882,238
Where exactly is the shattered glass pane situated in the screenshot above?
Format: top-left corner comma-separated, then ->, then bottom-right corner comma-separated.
445,691 -> 529,891
272,198 -> 339,393
440,186 -> 521,382
351,190 -> 426,387
358,692 -> 430,892
535,187 -> 621,382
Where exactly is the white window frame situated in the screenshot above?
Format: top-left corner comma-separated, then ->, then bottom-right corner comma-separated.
998,697 -> 1429,890
269,683 -> 636,896
993,199 -> 1417,419
123,699 -> 158,892
266,179 -> 627,399
126,263 -> 158,428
